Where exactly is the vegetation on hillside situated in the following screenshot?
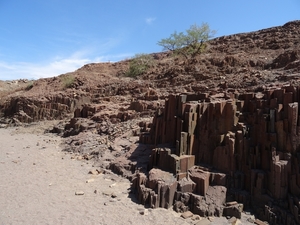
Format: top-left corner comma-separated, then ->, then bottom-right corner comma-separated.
157,23 -> 216,59
25,81 -> 34,91
61,74 -> 75,89
125,53 -> 155,78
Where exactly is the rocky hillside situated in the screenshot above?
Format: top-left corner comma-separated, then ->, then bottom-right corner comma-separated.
1,20 -> 300,124
1,20 -> 300,224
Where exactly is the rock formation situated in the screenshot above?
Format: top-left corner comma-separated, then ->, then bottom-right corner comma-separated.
138,85 -> 300,224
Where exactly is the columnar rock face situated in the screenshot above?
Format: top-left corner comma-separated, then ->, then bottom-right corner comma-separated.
139,85 -> 300,224
2,94 -> 90,123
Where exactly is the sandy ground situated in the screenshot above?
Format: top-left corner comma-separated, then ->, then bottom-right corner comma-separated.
0,123 -> 254,225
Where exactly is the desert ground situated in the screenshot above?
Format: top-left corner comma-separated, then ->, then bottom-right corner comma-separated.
0,122 -> 189,225
0,122 -> 256,225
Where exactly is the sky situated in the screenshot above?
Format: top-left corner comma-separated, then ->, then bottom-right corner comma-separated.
0,1 -> 299,80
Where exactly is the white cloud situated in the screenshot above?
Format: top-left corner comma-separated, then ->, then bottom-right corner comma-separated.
0,35 -> 131,80
0,62 -> 15,70
145,17 -> 156,25
0,50 -> 133,81
0,53 -> 91,80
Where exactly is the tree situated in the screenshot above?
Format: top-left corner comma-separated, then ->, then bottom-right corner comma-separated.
125,53 -> 155,78
157,23 -> 215,59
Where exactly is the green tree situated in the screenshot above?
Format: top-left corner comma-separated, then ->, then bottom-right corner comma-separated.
125,53 -> 155,78
157,23 -> 215,59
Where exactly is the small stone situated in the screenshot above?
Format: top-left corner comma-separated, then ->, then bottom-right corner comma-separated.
94,190 -> 97,194
111,193 -> 117,198
86,179 -> 95,183
102,192 -> 110,196
228,216 -> 237,224
192,215 -> 201,221
109,183 -> 116,188
88,170 -> 99,175
139,209 -> 148,215
96,169 -> 103,174
208,217 -> 214,222
247,218 -> 255,223
75,191 -> 84,195
181,211 -> 193,219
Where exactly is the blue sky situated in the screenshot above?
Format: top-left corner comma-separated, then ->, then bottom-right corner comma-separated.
0,0 -> 299,80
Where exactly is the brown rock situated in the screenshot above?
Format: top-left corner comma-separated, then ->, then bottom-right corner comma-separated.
181,210 -> 193,219
178,177 -> 196,193
223,204 -> 243,219
189,168 -> 210,196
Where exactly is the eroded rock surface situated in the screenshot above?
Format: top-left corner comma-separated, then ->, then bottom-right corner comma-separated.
139,85 -> 300,224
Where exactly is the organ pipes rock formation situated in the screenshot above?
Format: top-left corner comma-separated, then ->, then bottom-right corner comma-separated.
138,85 -> 300,224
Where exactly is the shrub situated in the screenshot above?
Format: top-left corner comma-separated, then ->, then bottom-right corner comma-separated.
125,54 -> 155,78
25,81 -> 34,91
61,74 -> 75,89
